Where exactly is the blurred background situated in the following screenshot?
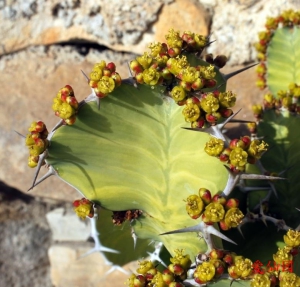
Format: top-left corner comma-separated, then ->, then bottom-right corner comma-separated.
1,0 -> 299,286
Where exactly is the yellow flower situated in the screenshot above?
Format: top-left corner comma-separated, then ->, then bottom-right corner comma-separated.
136,52 -> 153,69
250,274 -> 271,287
231,257 -> 253,278
186,195 -> 204,219
90,69 -> 103,81
170,86 -> 186,102
97,76 -> 115,94
203,202 -> 225,223
137,260 -> 155,275
200,65 -> 216,80
224,208 -> 244,228
273,246 -> 293,265
170,249 -> 191,270
248,140 -> 268,159
284,229 -> 300,247
58,102 -> 75,120
167,56 -> 189,76
181,67 -> 200,83
200,93 -> 219,113
148,42 -> 165,57
194,34 -> 208,48
182,102 -> 201,122
194,262 -> 215,283
204,137 -> 224,157
142,68 -> 160,85
165,28 -> 183,48
279,272 -> 300,287
229,147 -> 248,168
219,91 -> 236,108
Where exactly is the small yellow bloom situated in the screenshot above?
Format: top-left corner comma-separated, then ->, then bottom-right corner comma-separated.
200,65 -> 216,80
233,257 -> 253,278
251,274 -> 271,287
186,195 -> 204,219
170,249 -> 191,270
182,102 -> 201,122
248,140 -> 268,159
224,208 -> 244,228
181,67 -> 200,83
137,260 -> 155,275
284,229 -> 300,247
219,91 -> 236,108
204,137 -> 224,157
97,76 -> 115,94
58,102 -> 75,120
279,272 -> 300,287
142,68 -> 160,85
136,52 -> 153,69
229,147 -> 248,168
200,93 -> 219,113
194,261 -> 215,283
170,86 -> 186,102
203,202 -> 225,222
165,28 -> 183,48
273,246 -> 293,265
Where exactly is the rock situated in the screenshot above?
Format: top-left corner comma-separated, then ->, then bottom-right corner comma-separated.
0,0 -> 210,56
0,45 -> 135,200
46,207 -> 91,241
0,182 -> 55,287
153,0 -> 209,43
206,0 -> 300,65
48,244 -> 139,287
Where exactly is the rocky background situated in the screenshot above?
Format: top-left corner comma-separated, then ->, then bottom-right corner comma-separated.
1,0 -> 300,286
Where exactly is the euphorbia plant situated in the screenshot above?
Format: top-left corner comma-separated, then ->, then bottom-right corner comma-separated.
23,9 -> 300,287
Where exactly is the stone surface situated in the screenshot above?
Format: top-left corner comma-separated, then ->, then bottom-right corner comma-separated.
206,0 -> 300,65
153,0 -> 209,43
46,207 -> 91,241
0,181 -> 55,287
0,0 -> 210,56
48,244 -> 139,287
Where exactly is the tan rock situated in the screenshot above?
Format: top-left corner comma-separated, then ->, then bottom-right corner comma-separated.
206,0 -> 300,65
49,244 -> 139,287
0,0 -> 210,56
153,0 -> 209,43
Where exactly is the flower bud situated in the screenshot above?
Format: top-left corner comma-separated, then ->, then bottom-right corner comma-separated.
198,188 -> 211,205
225,198 -> 239,209
214,55 -> 228,68
209,249 -> 224,259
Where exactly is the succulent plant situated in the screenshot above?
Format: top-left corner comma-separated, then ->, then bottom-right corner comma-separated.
23,10 -> 300,287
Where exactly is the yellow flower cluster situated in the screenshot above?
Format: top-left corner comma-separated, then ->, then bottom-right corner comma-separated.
185,187 -> 244,230
25,121 -> 48,168
204,136 -> 268,173
52,85 -> 79,125
128,29 -> 235,128
126,250 -> 191,287
89,61 -> 122,98
72,198 -> 94,219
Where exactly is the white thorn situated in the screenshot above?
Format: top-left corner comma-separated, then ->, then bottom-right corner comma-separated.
80,214 -> 119,266
205,224 -> 237,245
130,223 -> 137,249
147,242 -> 167,267
28,151 -> 53,191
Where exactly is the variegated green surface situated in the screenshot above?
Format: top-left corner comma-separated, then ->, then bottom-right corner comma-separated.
267,27 -> 300,95
258,109 -> 300,224
46,83 -> 229,258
